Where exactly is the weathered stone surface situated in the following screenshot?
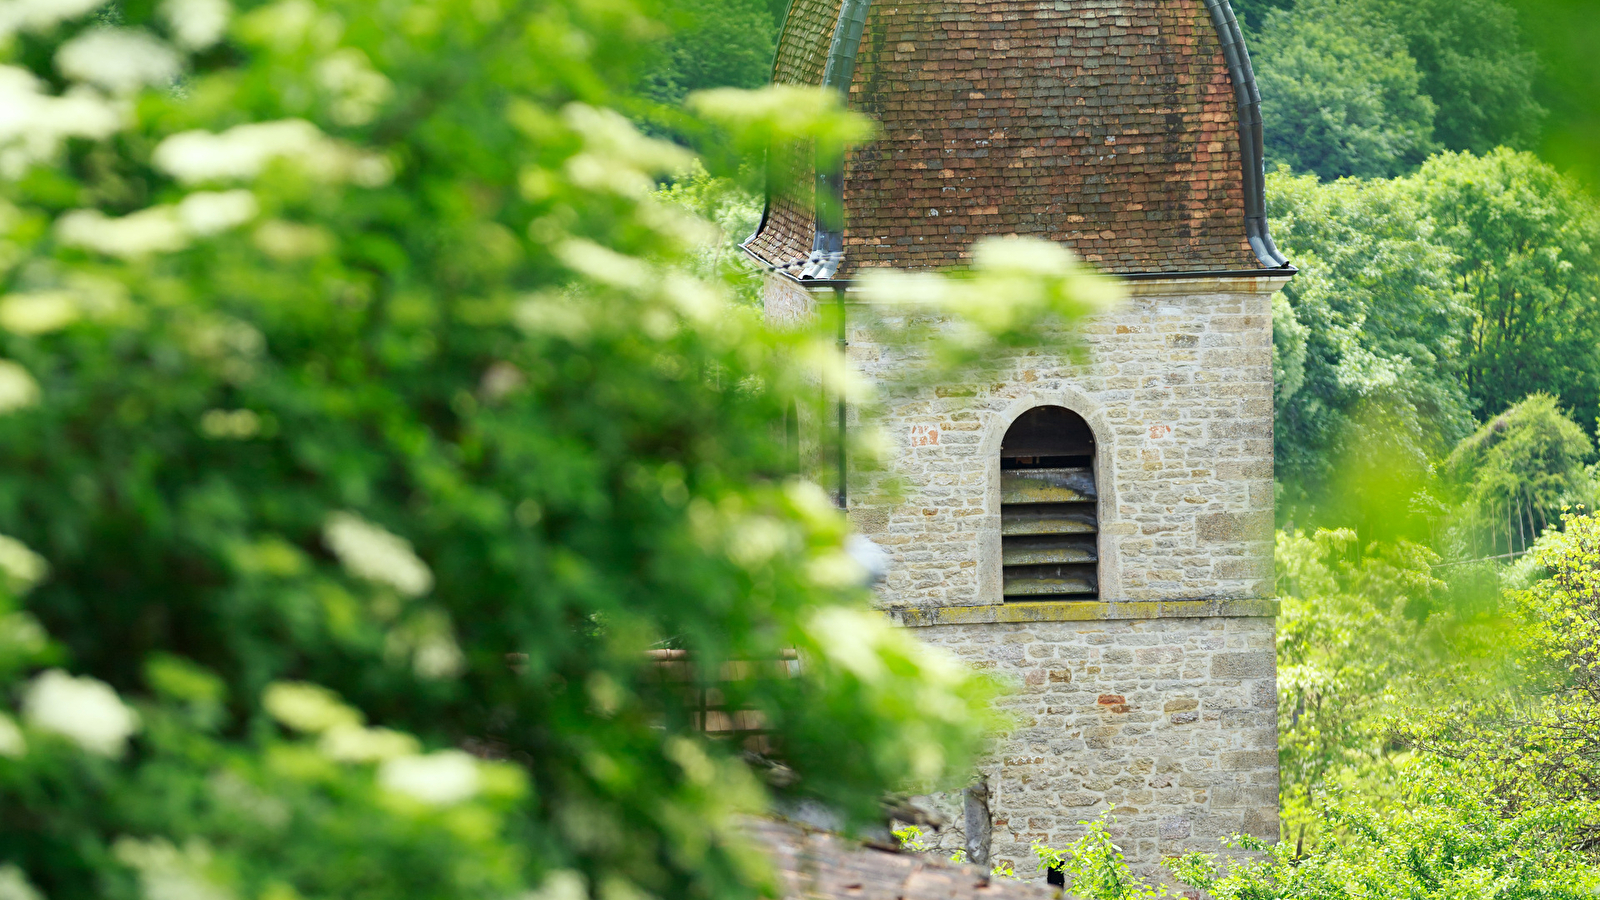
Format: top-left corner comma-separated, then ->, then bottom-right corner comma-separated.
1197,511 -> 1274,544
763,274 -> 1283,876
907,618 -> 1280,874
755,818 -> 1057,900
1211,651 -> 1274,678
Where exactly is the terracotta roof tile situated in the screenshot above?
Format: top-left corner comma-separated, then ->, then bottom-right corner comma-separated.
746,0 -> 1269,276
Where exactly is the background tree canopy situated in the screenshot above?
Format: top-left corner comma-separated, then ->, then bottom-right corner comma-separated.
1268,150 -> 1600,528
1242,0 -> 1543,180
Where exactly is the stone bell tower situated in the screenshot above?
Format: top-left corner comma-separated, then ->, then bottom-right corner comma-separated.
744,0 -> 1292,875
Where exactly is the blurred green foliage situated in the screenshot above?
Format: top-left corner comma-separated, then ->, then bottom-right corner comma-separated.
0,2 -> 1123,900
1511,0 -> 1600,191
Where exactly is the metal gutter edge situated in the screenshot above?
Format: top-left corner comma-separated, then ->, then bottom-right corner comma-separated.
1202,0 -> 1290,270
1120,265 -> 1295,281
797,0 -> 873,281
740,242 -> 1297,288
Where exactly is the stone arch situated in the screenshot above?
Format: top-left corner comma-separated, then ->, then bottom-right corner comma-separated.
978,391 -> 1121,604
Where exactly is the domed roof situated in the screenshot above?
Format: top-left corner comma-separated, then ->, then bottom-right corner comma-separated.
743,0 -> 1290,280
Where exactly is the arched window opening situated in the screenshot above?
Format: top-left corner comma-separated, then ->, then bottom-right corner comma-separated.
1000,406 -> 1098,602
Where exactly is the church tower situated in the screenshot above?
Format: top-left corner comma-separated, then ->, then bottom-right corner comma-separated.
745,0 -> 1291,874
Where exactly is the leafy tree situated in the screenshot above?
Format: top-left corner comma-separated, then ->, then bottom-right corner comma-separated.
1444,393 -> 1596,558
1250,0 -> 1542,179
1373,0 -> 1544,155
1405,511 -> 1600,836
1409,149 -> 1600,431
1254,0 -> 1438,179
1269,153 -> 1600,523
0,3 -> 1114,900
1229,0 -> 1293,34
1171,762 -> 1599,900
1266,168 -> 1473,523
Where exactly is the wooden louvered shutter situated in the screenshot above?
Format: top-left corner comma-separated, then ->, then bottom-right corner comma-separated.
1000,407 -> 1098,601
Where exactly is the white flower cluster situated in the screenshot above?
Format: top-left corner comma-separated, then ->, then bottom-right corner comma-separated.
317,723 -> 418,762
0,292 -> 78,335
55,189 -> 259,258
57,207 -> 188,258
0,275 -> 128,341
154,119 -> 392,186
0,532 -> 47,592
113,837 -> 232,900
262,681 -> 359,733
377,750 -> 481,806
0,66 -> 122,179
559,103 -> 692,199
56,27 -> 180,95
0,714 -> 24,759
315,48 -> 391,127
178,190 -> 260,235
0,361 -> 39,414
262,681 -> 420,762
251,220 -> 332,261
161,0 -> 231,50
261,681 -> 480,804
21,669 -> 141,757
0,0 -> 103,39
198,408 -> 261,440
523,871 -> 588,900
383,607 -> 465,680
0,864 -> 44,900
322,511 -> 434,597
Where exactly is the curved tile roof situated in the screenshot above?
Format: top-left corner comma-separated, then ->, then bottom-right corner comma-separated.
744,0 -> 1290,279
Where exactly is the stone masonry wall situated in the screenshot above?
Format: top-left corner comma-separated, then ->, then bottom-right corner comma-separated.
762,272 -> 1285,875
762,274 -> 1286,610
908,616 -> 1279,878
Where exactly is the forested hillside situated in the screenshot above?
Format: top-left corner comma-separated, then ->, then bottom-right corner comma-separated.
637,0 -> 1600,882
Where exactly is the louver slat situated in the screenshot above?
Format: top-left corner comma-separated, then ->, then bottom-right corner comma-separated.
1000,468 -> 1096,504
1000,504 -> 1097,536
1002,535 -> 1097,566
1003,564 -> 1098,596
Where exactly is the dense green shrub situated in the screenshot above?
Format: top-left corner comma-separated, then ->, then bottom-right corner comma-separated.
0,3 -> 1115,900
